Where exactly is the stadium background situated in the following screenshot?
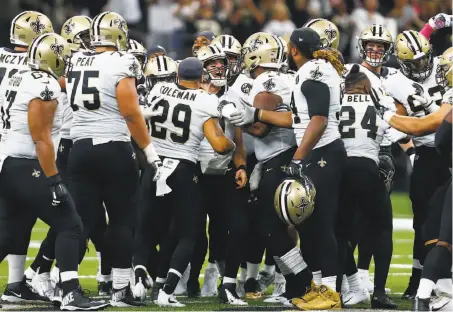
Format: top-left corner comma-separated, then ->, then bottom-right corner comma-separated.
0,0 -> 451,310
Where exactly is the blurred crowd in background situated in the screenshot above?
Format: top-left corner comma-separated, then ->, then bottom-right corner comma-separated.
0,0 -> 451,191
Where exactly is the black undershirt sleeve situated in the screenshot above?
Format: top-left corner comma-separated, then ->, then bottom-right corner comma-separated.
300,80 -> 330,118
435,119 -> 452,164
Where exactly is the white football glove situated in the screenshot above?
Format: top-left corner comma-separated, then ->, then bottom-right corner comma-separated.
142,106 -> 160,120
428,13 -> 453,30
384,127 -> 408,143
217,100 -> 239,120
143,143 -> 163,181
229,100 -> 258,126
409,94 -> 438,113
249,162 -> 263,192
370,88 -> 396,120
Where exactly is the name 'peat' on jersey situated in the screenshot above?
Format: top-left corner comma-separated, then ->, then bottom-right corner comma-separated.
340,93 -> 390,164
67,51 -> 142,142
249,71 -> 296,163
0,70 -> 61,158
292,59 -> 341,148
146,82 -> 219,164
382,57 -> 444,147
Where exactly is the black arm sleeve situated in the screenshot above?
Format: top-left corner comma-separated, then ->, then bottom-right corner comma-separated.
435,119 -> 452,159
300,80 -> 330,118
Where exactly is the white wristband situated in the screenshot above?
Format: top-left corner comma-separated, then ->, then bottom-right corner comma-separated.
143,143 -> 159,163
383,111 -> 395,123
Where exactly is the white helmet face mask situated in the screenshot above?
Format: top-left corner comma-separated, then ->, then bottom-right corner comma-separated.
204,57 -> 228,87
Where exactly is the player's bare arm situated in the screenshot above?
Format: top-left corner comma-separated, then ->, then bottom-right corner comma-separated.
203,118 -> 235,155
245,92 -> 282,137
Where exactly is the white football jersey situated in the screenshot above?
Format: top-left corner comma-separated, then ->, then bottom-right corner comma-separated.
228,73 -> 254,155
249,71 -> 296,163
59,92 -> 72,139
340,93 -> 390,164
441,88 -> 453,105
146,82 -> 219,163
67,51 -> 142,142
0,70 -> 62,158
382,57 -> 443,147
343,63 -> 403,147
292,59 -> 341,148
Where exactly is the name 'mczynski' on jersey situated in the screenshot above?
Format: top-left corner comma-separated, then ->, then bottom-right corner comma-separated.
146,81 -> 219,164
0,70 -> 62,158
66,50 -> 143,143
249,71 -> 296,163
340,93 -> 390,164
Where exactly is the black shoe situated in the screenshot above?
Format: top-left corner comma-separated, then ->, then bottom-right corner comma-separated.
372,294 -> 397,309
1,277 -> 49,302
61,288 -> 109,311
403,271 -> 421,300
134,267 -> 152,288
412,297 -> 430,311
219,283 -> 248,305
187,280 -> 201,298
244,278 -> 263,299
53,282 -> 63,307
98,281 -> 112,296
110,284 -> 145,307
152,282 -> 164,303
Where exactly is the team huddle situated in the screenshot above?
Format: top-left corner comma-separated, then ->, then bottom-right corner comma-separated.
0,8 -> 451,312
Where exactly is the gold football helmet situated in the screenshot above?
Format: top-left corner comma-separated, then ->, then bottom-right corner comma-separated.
128,39 -> 148,70
395,30 -> 434,82
61,16 -> 92,52
197,44 -> 228,87
10,11 -> 54,47
90,11 -> 129,51
436,47 -> 453,88
211,34 -> 242,79
242,32 -> 286,77
27,33 -> 71,79
145,55 -> 178,89
274,175 -> 316,226
358,24 -> 393,67
303,18 -> 340,50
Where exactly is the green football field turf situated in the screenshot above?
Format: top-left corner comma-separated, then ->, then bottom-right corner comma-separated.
0,193 -> 416,311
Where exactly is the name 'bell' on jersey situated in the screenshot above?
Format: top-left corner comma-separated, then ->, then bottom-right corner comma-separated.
382,57 -> 443,147
66,51 -> 142,142
340,93 -> 390,164
146,82 -> 219,164
292,59 -> 340,148
0,70 -> 61,158
249,71 -> 296,163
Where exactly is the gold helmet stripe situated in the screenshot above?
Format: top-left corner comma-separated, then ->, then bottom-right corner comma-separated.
10,11 -> 29,40
402,30 -> 422,56
29,33 -> 52,63
279,180 -> 295,226
304,18 -> 323,28
92,11 -> 109,38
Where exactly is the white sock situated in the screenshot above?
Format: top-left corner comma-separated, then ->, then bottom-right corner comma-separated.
99,274 -> 112,282
416,278 -> 436,299
347,272 -> 362,292
38,272 -> 50,281
341,275 -> 349,293
7,255 -> 26,284
312,270 -> 322,285
113,268 -> 131,290
358,269 -> 369,280
435,278 -> 452,296
156,277 -> 166,284
274,272 -> 285,283
239,268 -> 247,282
223,277 -> 236,285
216,260 -> 225,277
60,271 -> 78,282
206,262 -> 217,270
246,263 -> 260,281
24,267 -> 37,280
263,264 -> 275,275
413,259 -> 423,270
322,276 -> 337,290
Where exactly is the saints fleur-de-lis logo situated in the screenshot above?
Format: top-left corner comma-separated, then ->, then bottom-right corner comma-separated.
250,38 -> 263,51
324,24 -> 337,41
129,60 -> 140,76
50,39 -> 64,56
63,20 -> 75,35
30,16 -> 45,34
40,86 -> 54,101
263,78 -> 275,91
114,18 -> 127,34
295,196 -> 310,213
310,66 -> 323,80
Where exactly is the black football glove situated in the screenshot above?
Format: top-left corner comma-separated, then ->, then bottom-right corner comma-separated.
285,159 -> 304,179
47,174 -> 69,207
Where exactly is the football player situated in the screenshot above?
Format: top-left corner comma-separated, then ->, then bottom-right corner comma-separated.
192,31 -> 215,56
0,32 -> 108,311
0,10 -> 53,303
64,11 -> 162,307
381,32 -> 452,300
128,39 -> 148,71
303,18 -> 340,50
134,57 -> 235,307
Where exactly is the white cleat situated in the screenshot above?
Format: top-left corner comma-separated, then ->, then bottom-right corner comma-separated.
33,273 -> 54,301
343,288 -> 371,306
174,264 -> 190,296
220,288 -> 248,306
157,289 -> 185,307
431,296 -> 452,311
271,281 -> 286,297
236,280 -> 245,298
361,277 -> 374,293
264,295 -> 293,307
201,267 -> 218,297
132,278 -> 147,301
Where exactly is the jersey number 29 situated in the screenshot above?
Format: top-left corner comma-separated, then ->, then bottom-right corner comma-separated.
150,99 -> 191,144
